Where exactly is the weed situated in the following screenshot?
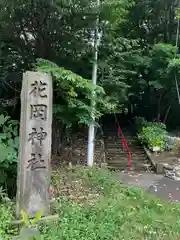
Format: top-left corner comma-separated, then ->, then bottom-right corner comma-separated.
42,167 -> 180,239
1,167 -> 180,239
12,209 -> 44,240
0,203 -> 13,239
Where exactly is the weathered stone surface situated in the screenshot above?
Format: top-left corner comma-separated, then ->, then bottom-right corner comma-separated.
163,164 -> 174,171
16,71 -> 52,218
156,161 -> 180,180
164,164 -> 180,181
156,163 -> 164,174
165,135 -> 180,151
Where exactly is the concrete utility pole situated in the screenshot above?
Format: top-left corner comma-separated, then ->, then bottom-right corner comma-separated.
175,7 -> 180,104
87,0 -> 101,167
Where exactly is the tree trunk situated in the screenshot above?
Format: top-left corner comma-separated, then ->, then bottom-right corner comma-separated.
52,119 -> 66,155
163,105 -> 171,124
157,93 -> 162,121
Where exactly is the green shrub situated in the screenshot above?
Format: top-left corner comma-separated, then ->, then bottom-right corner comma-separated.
0,203 -> 13,239
0,114 -> 19,195
137,121 -> 167,151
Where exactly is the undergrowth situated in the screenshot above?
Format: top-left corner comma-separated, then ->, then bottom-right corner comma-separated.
44,167 -> 180,240
1,167 -> 180,239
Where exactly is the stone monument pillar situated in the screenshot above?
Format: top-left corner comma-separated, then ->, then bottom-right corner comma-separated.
16,71 -> 52,218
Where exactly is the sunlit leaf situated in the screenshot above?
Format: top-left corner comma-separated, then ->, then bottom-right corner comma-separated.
20,210 -> 30,227
31,208 -> 44,225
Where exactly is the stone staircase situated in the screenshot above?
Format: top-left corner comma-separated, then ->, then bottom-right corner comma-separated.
104,128 -> 151,171
56,126 -> 151,171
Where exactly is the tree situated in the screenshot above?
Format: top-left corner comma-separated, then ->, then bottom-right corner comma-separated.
0,0 -> 179,129
122,0 -> 178,45
34,58 -> 116,153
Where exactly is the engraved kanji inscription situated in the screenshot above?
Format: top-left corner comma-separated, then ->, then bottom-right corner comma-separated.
30,104 -> 47,120
29,80 -> 47,98
16,71 -> 53,218
27,153 -> 46,171
28,127 -> 47,146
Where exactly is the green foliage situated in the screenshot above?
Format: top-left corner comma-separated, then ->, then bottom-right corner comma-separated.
21,209 -> 44,227
40,167 -> 180,239
71,166 -> 117,194
101,0 -> 133,27
99,34 -> 141,111
2,167 -> 180,239
0,114 -> 19,165
138,121 -> 167,151
0,0 -> 179,128
12,210 -> 44,240
34,58 -> 116,126
168,58 -> 180,75
150,44 -> 176,87
116,0 -> 180,122
0,114 -> 19,189
175,8 -> 180,20
0,203 -> 13,239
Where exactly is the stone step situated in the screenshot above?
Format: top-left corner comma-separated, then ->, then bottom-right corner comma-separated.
96,147 -> 146,154
107,152 -> 144,156
105,144 -> 139,148
105,146 -> 143,151
107,165 -> 150,170
106,158 -> 147,162
105,138 -> 138,141
98,129 -> 150,171
106,152 -> 146,157
105,137 -> 137,141
106,147 -> 144,151
106,159 -> 147,164
107,164 -> 148,170
106,159 -> 147,163
106,160 -> 150,165
107,158 -> 148,162
107,162 -> 147,166
106,157 -> 147,162
99,152 -> 146,157
106,148 -> 146,152
105,139 -> 137,143
105,141 -> 140,147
